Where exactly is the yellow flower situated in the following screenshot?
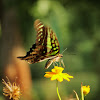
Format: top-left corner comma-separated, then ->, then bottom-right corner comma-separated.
82,85 -> 90,95
44,66 -> 73,82
2,77 -> 21,100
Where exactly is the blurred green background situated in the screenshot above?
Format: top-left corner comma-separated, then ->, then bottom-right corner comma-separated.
0,0 -> 100,100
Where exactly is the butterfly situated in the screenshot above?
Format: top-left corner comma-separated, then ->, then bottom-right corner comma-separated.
17,19 -> 64,69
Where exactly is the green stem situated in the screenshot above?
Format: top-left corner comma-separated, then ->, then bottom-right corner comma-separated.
56,80 -> 61,100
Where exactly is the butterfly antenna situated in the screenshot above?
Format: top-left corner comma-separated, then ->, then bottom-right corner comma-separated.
61,48 -> 67,54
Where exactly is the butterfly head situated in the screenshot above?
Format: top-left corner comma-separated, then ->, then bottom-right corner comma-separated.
58,54 -> 63,58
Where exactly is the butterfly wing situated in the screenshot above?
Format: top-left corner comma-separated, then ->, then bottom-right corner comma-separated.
45,27 -> 60,57
17,19 -> 60,64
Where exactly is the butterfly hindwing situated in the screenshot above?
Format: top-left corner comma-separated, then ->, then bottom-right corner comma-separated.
46,27 -> 60,56
17,19 -> 60,64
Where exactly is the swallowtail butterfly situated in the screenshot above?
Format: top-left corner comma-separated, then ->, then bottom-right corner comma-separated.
17,19 -> 63,69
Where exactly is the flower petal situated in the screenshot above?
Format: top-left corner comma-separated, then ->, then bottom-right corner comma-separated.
51,75 -> 58,81
57,76 -> 63,82
60,73 -> 73,81
52,66 -> 64,73
44,72 -> 55,78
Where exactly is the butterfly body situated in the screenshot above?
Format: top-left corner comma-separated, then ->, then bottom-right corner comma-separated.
17,19 -> 63,68
45,54 -> 63,69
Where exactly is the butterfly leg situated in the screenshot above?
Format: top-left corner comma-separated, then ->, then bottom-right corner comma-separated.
59,60 -> 62,67
61,59 -> 65,68
53,62 -> 58,67
55,62 -> 58,66
53,63 -> 55,66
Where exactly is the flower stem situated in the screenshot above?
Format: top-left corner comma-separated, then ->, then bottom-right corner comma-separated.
81,83 -> 84,100
56,80 -> 61,100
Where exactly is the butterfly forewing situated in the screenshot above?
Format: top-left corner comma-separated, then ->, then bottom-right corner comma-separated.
17,19 -> 60,65
34,19 -> 45,46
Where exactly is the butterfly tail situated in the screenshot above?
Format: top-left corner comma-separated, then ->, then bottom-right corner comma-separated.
17,56 -> 26,60
17,56 -> 33,64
